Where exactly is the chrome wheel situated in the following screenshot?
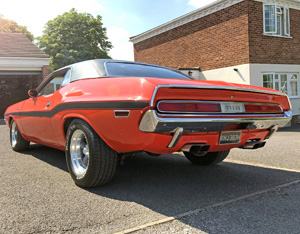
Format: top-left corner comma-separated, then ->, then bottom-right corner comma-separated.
70,129 -> 90,179
11,121 -> 18,147
66,119 -> 118,187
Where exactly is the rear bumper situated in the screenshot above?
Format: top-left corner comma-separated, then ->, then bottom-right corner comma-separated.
139,110 -> 292,133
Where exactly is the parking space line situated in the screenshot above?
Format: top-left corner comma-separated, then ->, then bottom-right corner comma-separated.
113,179 -> 300,234
225,159 -> 300,173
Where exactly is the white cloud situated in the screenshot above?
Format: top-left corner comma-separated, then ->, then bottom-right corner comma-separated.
188,0 -> 218,9
107,27 -> 134,61
0,0 -> 105,37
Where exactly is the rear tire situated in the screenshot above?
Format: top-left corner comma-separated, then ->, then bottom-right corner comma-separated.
10,119 -> 30,151
184,150 -> 230,166
65,119 -> 118,187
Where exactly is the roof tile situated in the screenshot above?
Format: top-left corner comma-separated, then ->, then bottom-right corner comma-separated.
0,33 -> 49,58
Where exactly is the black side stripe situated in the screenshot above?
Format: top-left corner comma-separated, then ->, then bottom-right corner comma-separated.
4,101 -> 149,118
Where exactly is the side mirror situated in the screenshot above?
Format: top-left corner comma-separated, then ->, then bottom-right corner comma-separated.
28,89 -> 38,98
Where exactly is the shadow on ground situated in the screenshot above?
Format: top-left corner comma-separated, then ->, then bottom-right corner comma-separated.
278,124 -> 300,132
22,143 -> 300,233
22,144 -> 68,172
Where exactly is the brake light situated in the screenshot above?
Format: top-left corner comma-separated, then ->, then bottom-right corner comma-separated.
157,101 -> 283,114
158,102 -> 221,113
245,104 -> 282,113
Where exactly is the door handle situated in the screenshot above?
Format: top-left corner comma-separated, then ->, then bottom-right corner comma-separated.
46,101 -> 51,108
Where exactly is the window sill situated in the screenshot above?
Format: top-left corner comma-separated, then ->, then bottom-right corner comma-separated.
289,96 -> 300,99
263,34 -> 292,39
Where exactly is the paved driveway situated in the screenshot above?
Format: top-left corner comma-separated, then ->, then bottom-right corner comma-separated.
1,121 -> 299,234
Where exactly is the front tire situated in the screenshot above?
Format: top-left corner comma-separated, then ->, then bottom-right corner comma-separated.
65,119 -> 118,188
184,150 -> 230,166
10,119 -> 30,151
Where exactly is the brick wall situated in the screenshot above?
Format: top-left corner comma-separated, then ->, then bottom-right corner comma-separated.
133,0 -> 300,70
133,1 -> 250,71
249,1 -> 300,64
0,75 -> 40,116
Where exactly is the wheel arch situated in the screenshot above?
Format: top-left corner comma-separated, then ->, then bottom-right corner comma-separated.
7,116 -> 14,127
61,114 -> 115,151
62,114 -> 94,138
8,116 -> 21,131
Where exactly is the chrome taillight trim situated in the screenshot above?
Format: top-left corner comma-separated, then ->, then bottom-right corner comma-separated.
150,85 -> 289,107
157,113 -> 285,118
157,100 -> 283,114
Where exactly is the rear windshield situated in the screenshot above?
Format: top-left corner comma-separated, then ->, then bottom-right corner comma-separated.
105,62 -> 191,80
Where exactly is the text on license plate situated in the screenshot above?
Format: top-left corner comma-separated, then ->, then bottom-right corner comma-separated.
220,102 -> 245,113
219,131 -> 242,145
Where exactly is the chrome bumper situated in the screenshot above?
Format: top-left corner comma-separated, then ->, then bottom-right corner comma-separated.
139,110 -> 292,133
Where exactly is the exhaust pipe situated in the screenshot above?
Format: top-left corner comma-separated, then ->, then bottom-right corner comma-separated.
181,144 -> 210,156
241,140 -> 266,150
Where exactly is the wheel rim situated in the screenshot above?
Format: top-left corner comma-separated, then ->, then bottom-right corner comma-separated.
11,122 -> 18,147
70,129 -> 90,179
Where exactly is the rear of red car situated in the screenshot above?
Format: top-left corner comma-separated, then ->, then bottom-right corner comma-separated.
3,59 -> 292,188
138,82 -> 292,155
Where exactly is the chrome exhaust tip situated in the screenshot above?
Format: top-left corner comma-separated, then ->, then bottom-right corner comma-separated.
241,140 -> 266,150
181,144 -> 210,156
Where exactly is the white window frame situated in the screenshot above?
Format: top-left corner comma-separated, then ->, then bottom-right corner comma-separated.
263,3 -> 291,37
289,73 -> 298,98
263,4 -> 277,34
262,72 -> 275,89
262,72 -> 299,98
284,7 -> 290,36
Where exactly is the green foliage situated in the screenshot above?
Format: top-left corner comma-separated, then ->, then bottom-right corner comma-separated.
0,14 -> 34,41
37,9 -> 112,70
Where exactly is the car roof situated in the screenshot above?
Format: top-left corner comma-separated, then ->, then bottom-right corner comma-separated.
56,59 -> 189,82
37,59 -> 192,91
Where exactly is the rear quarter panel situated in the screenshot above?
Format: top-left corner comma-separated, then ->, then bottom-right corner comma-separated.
51,77 -> 157,151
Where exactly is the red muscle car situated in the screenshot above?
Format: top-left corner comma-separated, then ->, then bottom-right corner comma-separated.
4,59 -> 292,187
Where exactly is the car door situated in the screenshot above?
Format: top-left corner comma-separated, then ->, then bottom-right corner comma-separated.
20,69 -> 69,147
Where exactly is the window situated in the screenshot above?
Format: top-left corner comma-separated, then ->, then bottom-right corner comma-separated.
263,73 -> 299,98
38,69 -> 71,96
106,62 -> 192,80
61,69 -> 71,87
264,4 -> 290,37
39,77 -> 64,96
264,5 -> 276,33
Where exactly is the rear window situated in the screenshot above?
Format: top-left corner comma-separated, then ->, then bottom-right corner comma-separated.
105,62 -> 191,80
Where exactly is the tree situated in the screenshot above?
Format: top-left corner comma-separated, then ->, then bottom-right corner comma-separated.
0,14 -> 34,41
37,9 -> 112,70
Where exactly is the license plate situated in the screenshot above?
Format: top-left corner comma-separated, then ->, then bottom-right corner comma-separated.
219,131 -> 242,145
220,102 -> 245,113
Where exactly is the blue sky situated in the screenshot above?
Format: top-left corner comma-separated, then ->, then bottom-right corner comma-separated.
101,0 -> 198,35
0,0 -> 216,60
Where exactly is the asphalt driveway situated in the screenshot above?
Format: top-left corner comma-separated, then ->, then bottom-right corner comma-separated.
0,121 -> 299,234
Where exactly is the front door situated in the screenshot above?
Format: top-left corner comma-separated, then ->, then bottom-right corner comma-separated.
20,93 -> 57,145
20,71 -> 68,146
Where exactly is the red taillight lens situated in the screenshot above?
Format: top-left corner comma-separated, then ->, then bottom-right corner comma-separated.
158,101 -> 282,114
158,102 -> 221,113
245,104 -> 282,113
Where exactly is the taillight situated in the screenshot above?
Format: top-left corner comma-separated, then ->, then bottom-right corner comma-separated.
244,104 -> 282,113
157,101 -> 283,114
158,102 -> 221,113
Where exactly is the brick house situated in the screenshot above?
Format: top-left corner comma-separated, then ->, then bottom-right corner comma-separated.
0,33 -> 50,116
130,0 -> 300,119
